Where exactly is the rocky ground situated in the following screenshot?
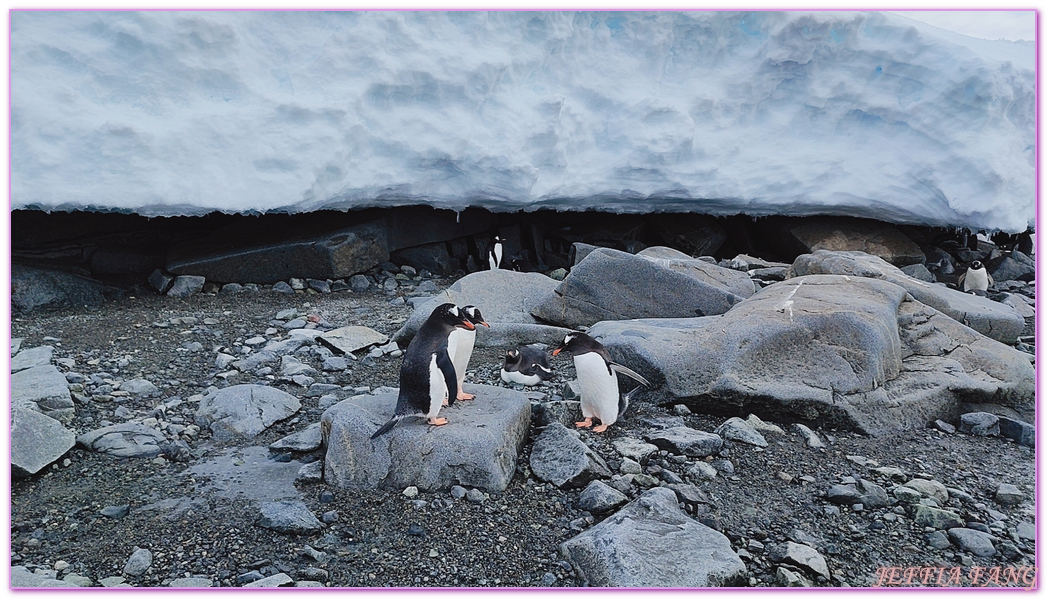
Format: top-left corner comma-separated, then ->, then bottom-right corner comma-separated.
10,275 -> 1037,589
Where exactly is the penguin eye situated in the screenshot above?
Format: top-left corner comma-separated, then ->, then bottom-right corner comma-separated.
563,334 -> 574,344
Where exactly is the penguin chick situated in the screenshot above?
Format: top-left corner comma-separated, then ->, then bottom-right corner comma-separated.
371,303 -> 475,439
500,345 -> 555,386
958,260 -> 993,293
552,332 -> 650,433
446,305 -> 489,403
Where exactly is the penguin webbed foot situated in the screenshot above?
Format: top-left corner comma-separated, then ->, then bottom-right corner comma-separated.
592,424 -> 610,433
457,391 -> 476,401
575,418 -> 593,429
428,417 -> 448,426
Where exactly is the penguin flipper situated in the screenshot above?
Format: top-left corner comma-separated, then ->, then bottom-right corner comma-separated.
609,363 -> 651,387
435,349 -> 459,406
371,416 -> 403,439
987,273 -> 995,286
957,271 -> 967,287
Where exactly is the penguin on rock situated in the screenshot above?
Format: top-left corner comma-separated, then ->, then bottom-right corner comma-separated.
446,305 -> 489,403
500,345 -> 555,386
371,304 -> 476,439
552,332 -> 650,433
487,236 -> 505,270
958,260 -> 993,294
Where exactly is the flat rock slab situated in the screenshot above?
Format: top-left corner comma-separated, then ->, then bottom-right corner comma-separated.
392,269 -> 561,347
11,567 -> 80,588
530,422 -> 612,489
318,326 -> 389,355
637,246 -> 756,299
561,486 -> 746,587
768,541 -> 830,580
11,345 -> 54,373
77,423 -> 167,458
12,407 -> 75,477
791,250 -> 1024,344
643,427 -> 723,458
11,364 -> 75,424
532,247 -> 745,329
257,500 -> 324,534
321,384 -> 530,492
270,423 -> 323,452
195,384 -> 302,442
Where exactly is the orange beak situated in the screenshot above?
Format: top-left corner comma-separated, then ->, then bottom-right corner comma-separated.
479,320 -> 491,328
460,320 -> 475,330
552,348 -> 562,356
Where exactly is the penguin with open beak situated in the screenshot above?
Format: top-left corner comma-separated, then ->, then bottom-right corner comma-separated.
371,303 -> 476,439
553,332 -> 650,433
446,305 -> 489,403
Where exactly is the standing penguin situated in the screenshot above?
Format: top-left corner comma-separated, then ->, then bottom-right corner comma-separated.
552,332 -> 650,433
371,304 -> 476,439
958,260 -> 993,293
446,305 -> 489,402
488,236 -> 505,270
501,345 -> 555,386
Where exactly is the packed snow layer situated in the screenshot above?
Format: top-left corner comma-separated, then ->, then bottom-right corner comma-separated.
11,11 -> 1035,232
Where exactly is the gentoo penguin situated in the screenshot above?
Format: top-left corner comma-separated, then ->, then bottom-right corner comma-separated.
958,260 -> 993,293
552,332 -> 650,433
371,304 -> 475,439
500,345 -> 555,386
488,236 -> 505,270
446,305 -> 489,402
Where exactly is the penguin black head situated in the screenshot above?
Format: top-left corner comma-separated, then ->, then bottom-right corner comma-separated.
504,348 -> 522,366
970,260 -> 984,270
462,305 -> 490,328
433,303 -> 475,330
552,332 -> 600,357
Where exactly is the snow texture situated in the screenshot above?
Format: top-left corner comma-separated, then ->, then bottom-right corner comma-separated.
11,11 -> 1034,232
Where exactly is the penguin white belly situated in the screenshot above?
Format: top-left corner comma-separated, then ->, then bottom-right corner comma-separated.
501,369 -> 541,386
427,354 -> 446,419
964,269 -> 989,292
573,353 -> 620,426
489,244 -> 503,269
453,329 -> 476,388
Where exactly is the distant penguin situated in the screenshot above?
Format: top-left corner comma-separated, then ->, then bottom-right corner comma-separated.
371,304 -> 476,439
958,260 -> 993,293
488,236 -> 505,270
552,332 -> 650,433
446,305 -> 489,403
500,345 -> 555,386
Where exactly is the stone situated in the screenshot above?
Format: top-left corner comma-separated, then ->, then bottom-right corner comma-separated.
270,423 -> 323,453
934,420 -> 956,433
296,461 -> 324,484
120,378 -> 159,397
466,488 -> 486,503
643,427 -> 723,458
998,417 -> 1034,447
532,401 -> 582,428
532,247 -> 746,329
925,530 -> 952,549
317,326 -> 389,355
322,356 -> 349,371
592,273 -> 1034,435
530,422 -> 612,489
714,417 -> 768,447
257,501 -> 324,534
637,246 -> 756,299
744,413 -> 785,435
994,483 -> 1023,506
11,264 -> 104,315
77,423 -> 167,458
577,480 -> 629,514
687,461 -> 718,481
169,578 -> 214,587
959,412 -> 1000,437
167,275 -> 206,297
11,407 -> 75,477
947,528 -> 997,557
11,364 -> 75,423
902,479 -> 949,503
242,573 -> 294,588
10,567 -> 79,588
776,567 -> 810,587
612,437 -> 659,462
790,250 -> 1024,344
11,345 -> 55,373
784,217 -> 925,266
986,251 -> 1035,283
914,505 -> 964,530
306,278 -> 331,293
900,263 -> 936,282
194,384 -> 302,442
321,384 -> 530,492
123,547 -> 153,577
560,487 -> 746,587
349,274 -> 371,291
280,355 -> 316,377
826,479 -> 888,508
392,268 -> 565,348
271,281 -> 294,294
62,574 -> 94,587
791,423 -> 826,448
392,242 -> 453,275
768,542 -> 830,579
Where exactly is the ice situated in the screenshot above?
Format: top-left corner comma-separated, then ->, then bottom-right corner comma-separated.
10,11 -> 1035,232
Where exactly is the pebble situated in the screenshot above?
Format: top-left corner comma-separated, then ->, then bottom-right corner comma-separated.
466,488 -> 486,503
994,483 -> 1023,506
450,486 -> 467,500
403,486 -> 419,498
123,547 -> 153,577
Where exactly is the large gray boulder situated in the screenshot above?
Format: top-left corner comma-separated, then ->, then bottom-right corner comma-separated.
391,269 -> 567,347
561,487 -> 746,587
636,246 -> 756,300
12,407 -> 75,477
321,384 -> 530,492
529,422 -> 612,489
590,274 -> 1034,434
12,264 -> 104,315
790,250 -> 1024,344
781,217 -> 925,266
11,345 -> 55,373
77,423 -> 168,458
195,385 -> 301,442
11,364 -> 75,424
531,247 -> 746,329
